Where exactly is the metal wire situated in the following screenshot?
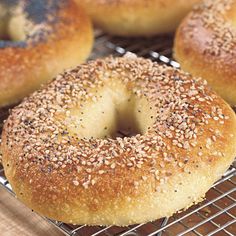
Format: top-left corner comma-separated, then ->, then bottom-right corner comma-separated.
0,31 -> 235,236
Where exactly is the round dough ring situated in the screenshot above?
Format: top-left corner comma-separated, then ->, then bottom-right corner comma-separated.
2,55 -> 236,226
0,0 -> 93,107
174,0 -> 236,105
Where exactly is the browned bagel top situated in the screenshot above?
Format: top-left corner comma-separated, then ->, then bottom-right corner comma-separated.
176,0 -> 236,69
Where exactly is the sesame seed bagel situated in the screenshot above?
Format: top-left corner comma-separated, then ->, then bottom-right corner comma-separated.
76,0 -> 201,36
0,0 -> 93,107
174,0 -> 236,105
1,55 -> 236,226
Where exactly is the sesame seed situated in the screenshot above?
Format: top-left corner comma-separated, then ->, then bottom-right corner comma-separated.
110,163 -> 116,169
142,176 -> 148,181
198,152 -> 203,157
98,170 -> 105,175
73,180 -> 79,186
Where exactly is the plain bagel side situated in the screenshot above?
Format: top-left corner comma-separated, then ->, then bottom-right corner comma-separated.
76,0 -> 201,36
1,55 -> 236,226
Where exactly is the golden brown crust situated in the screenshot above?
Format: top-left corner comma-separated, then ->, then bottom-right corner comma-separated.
0,0 -> 93,107
76,0 -> 201,36
2,55 -> 236,226
174,0 -> 236,105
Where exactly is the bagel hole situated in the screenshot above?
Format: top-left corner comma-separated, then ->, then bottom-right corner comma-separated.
0,18 -> 11,41
68,82 -> 155,139
110,98 -> 142,138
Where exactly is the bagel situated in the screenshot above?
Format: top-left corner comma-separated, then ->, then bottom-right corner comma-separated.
174,0 -> 236,105
76,0 -> 201,36
0,0 -> 93,107
1,55 -> 236,226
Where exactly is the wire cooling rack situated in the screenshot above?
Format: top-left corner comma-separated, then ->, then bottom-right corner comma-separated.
0,31 -> 236,236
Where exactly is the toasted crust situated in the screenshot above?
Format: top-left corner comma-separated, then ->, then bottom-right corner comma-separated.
0,0 -> 93,107
174,0 -> 236,105
76,0 -> 201,36
2,55 -> 236,226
